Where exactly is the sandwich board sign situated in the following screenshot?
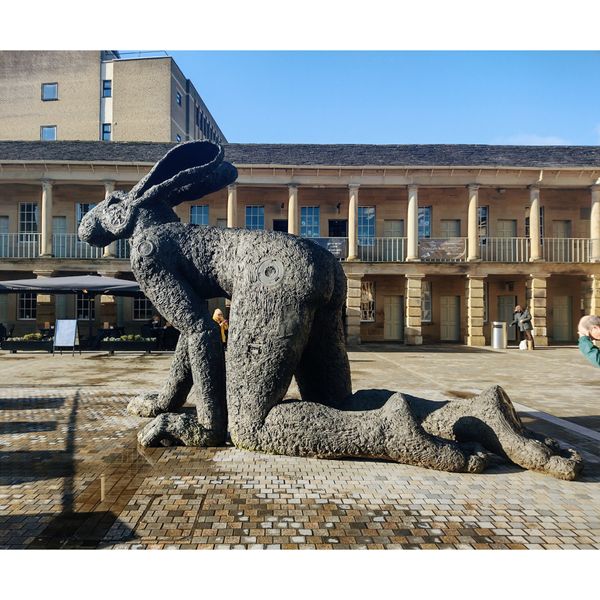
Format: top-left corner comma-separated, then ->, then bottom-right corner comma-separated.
54,319 -> 79,355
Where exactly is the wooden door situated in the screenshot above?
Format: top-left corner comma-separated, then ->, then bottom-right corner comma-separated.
383,295 -> 404,341
552,296 -> 572,342
440,295 -> 460,341
497,295 -> 518,342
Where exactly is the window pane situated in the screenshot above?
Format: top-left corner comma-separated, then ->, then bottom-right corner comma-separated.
18,292 -> 37,320
133,297 -> 154,321
76,292 -> 95,320
358,206 -> 375,245
383,219 -> 404,237
102,123 -> 111,141
41,83 -> 58,100
41,126 -> 57,141
190,205 -> 209,226
421,281 -> 432,323
418,207 -> 431,238
245,206 -> 264,230
19,203 -> 38,241
102,79 -> 112,98
176,91 -> 182,105
300,206 -> 320,238
360,281 -> 375,322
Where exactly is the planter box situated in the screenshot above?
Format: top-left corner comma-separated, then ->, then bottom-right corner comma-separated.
1,340 -> 53,353
99,341 -> 157,354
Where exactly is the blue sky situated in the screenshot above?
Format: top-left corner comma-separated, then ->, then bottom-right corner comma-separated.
164,51 -> 600,146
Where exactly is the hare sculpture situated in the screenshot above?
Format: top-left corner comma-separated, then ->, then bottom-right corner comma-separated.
79,141 -> 582,480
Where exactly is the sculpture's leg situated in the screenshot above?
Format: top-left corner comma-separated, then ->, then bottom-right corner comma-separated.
295,303 -> 352,406
135,271 -> 227,447
419,385 -> 583,480
127,332 -> 192,417
226,298 -> 486,473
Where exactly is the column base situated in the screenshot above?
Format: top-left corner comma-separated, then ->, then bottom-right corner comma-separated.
466,335 -> 486,346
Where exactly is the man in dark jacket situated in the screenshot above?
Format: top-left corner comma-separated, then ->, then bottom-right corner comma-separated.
511,304 -> 535,350
577,315 -> 600,368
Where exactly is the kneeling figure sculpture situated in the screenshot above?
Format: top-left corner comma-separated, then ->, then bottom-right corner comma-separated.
79,141 -> 582,481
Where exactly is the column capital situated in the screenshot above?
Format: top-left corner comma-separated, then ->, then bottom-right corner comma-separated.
40,179 -> 53,189
288,183 -> 298,190
467,274 -> 487,281
405,273 -> 426,280
467,184 -> 480,192
591,184 -> 600,192
346,273 -> 364,281
33,269 -> 55,278
348,183 -> 360,191
227,183 -> 237,192
528,184 -> 540,192
528,273 -> 550,280
407,184 -> 418,192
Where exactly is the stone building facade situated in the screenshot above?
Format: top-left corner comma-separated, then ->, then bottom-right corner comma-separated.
1,141 -> 599,345
0,51 -> 225,144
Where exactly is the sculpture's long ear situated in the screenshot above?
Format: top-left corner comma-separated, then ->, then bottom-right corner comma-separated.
129,141 -> 238,208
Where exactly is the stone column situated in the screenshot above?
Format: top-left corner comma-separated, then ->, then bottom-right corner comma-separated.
526,274 -> 548,346
34,269 -> 55,329
345,274 -> 363,344
40,180 -> 53,257
404,274 -> 424,345
347,184 -> 359,260
465,275 -> 486,346
591,185 -> 600,262
406,185 -> 419,261
103,181 -> 116,258
467,184 -> 480,261
582,274 -> 600,315
529,186 -> 542,261
288,184 -> 299,235
227,184 -> 238,228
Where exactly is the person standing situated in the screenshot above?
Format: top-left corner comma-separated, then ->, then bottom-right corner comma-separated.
577,315 -> 600,368
212,308 -> 229,351
511,304 -> 535,350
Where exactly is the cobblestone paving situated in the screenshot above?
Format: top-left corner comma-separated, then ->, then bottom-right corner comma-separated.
1,384 -> 599,550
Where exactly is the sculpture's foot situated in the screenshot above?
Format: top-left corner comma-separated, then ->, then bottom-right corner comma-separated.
127,392 -> 167,417
383,392 -> 490,474
137,413 -> 223,447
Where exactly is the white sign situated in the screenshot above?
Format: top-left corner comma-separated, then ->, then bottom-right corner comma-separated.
54,319 -> 79,349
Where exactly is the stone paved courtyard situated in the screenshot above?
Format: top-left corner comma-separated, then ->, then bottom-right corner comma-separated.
0,345 -> 599,549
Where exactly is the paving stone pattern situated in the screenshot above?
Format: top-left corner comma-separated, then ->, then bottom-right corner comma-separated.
1,385 -> 599,549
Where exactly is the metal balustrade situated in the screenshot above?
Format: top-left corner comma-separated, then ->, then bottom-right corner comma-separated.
358,237 -> 407,262
52,234 -> 103,259
0,233 -> 40,258
419,238 -> 467,262
542,238 -> 590,263
480,237 -> 530,262
116,239 -> 131,259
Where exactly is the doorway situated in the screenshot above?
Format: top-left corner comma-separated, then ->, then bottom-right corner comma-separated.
552,296 -> 572,342
329,219 -> 348,237
383,295 -> 404,341
440,295 -> 460,341
497,295 -> 517,342
272,219 -> 288,233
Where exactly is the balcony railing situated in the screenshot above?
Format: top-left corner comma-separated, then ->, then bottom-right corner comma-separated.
358,237 -> 407,262
542,238 -> 591,263
52,234 -> 103,259
116,239 -> 131,259
0,233 -> 40,258
305,237 -> 348,260
419,238 -> 467,262
480,237 -> 530,262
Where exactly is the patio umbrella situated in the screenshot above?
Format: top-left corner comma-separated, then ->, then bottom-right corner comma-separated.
0,275 -> 143,345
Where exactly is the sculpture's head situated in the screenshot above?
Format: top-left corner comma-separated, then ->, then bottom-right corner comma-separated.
78,141 -> 238,247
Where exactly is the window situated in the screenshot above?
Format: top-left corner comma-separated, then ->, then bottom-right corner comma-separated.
440,219 -> 461,238
478,206 -> 489,238
383,220 -> 404,237
195,106 -> 201,127
19,203 -> 38,242
483,281 -> 489,323
133,297 -> 154,321
41,83 -> 58,101
18,293 -> 37,320
76,203 -> 97,228
360,281 -> 375,322
76,292 -> 95,320
190,205 -> 209,226
101,123 -> 111,141
102,79 -> 112,98
176,91 -> 182,106
421,281 -> 432,323
358,206 -> 375,245
40,126 -> 57,141
418,206 -> 431,238
176,134 -> 182,143
245,206 -> 264,230
300,207 -> 320,238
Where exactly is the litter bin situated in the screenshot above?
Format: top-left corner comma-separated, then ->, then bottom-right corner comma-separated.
491,321 -> 507,349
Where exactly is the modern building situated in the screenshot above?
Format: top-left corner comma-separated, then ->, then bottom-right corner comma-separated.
1,140 -> 599,345
0,51 -> 226,144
